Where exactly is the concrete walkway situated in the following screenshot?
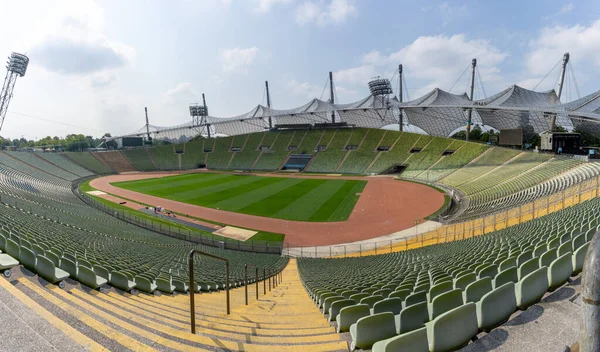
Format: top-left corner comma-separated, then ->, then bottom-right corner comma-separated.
284,220 -> 442,257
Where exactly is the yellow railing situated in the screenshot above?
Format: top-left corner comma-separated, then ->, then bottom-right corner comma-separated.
327,174 -> 600,258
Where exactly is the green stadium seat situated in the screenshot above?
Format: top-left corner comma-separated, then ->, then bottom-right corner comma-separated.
360,295 -> 384,308
336,304 -> 370,333
426,302 -> 478,352
404,291 -> 427,308
77,265 -> 107,290
0,253 -> 19,277
518,258 -> 539,280
349,293 -> 369,303
135,276 -> 157,294
572,242 -> 590,275
463,277 -> 493,303
349,312 -> 396,351
557,241 -> 572,257
476,282 -> 516,331
493,267 -> 518,289
539,250 -> 558,267
59,258 -> 78,279
5,239 -> 20,260
156,277 -> 176,294
516,250 -> 533,267
395,301 -> 429,334
547,253 -> 573,291
477,264 -> 498,279
428,289 -> 463,320
372,327 -> 429,352
109,271 -> 136,292
323,296 -> 344,315
498,257 -> 517,271
454,273 -> 476,291
427,281 -> 453,302
388,289 -> 411,300
372,298 -> 403,315
329,299 -> 355,322
36,255 -> 69,287
19,247 -> 37,271
515,266 -> 549,310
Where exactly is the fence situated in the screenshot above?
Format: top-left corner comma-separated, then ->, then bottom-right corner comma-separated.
286,174 -> 600,258
72,179 -> 282,254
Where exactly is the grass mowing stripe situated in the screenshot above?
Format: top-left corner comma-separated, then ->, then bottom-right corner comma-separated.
111,172 -> 365,222
115,173 -> 228,194
274,180 -> 345,220
237,179 -> 326,217
113,172 -> 208,188
327,181 -> 366,221
115,174 -> 238,197
214,178 -> 304,211
308,180 -> 366,222
187,177 -> 287,207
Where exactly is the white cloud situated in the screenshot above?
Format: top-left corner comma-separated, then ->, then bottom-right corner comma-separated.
526,20 -> 600,76
295,0 -> 356,26
220,47 -> 259,73
162,82 -> 201,105
560,3 -> 574,14
286,79 -> 323,99
421,2 -> 468,25
334,65 -> 380,84
339,34 -> 507,96
25,0 -> 135,76
253,0 -> 293,13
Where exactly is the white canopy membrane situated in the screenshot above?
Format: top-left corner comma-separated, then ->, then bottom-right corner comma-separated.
109,85 -> 600,143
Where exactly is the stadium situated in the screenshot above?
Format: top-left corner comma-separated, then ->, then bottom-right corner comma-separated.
0,11 -> 599,352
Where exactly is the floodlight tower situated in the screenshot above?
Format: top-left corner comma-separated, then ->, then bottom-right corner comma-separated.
465,58 -> 477,142
368,77 -> 393,102
0,52 -> 29,132
189,93 -> 211,138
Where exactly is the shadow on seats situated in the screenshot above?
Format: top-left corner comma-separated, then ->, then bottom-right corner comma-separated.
460,328 -> 509,352
503,304 -> 544,326
569,276 -> 582,286
541,287 -> 576,303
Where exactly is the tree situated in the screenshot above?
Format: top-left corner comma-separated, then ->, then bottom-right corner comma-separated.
103,133 -> 118,149
469,125 -> 483,141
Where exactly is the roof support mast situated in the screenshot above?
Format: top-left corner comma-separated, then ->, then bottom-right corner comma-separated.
399,64 -> 403,132
202,93 -> 211,138
329,71 -> 335,123
551,52 -> 570,131
144,107 -> 151,142
466,58 -> 477,141
265,81 -> 272,129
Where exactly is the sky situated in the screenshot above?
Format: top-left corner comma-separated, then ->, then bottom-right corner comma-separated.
0,0 -> 599,140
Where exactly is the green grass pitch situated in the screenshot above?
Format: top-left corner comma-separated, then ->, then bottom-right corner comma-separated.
113,173 -> 367,222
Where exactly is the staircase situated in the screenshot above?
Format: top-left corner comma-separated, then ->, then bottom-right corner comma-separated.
0,260 -> 348,351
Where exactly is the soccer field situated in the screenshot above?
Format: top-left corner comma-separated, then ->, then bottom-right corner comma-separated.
113,173 -> 367,222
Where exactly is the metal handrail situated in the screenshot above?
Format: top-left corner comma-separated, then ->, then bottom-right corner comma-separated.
188,249 -> 230,334
244,264 -> 259,305
581,230 -> 600,352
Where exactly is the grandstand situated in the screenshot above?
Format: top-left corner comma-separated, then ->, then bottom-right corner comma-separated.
298,196 -> 595,350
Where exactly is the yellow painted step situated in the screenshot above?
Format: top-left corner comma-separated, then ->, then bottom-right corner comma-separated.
70,288 -> 342,345
17,278 -> 162,352
92,289 -> 335,336
0,277 -> 105,352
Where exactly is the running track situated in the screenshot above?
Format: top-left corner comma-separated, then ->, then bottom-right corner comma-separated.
90,171 -> 445,247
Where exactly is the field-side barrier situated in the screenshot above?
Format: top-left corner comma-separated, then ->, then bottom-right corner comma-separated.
286,174 -> 600,258
73,177 -> 282,255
